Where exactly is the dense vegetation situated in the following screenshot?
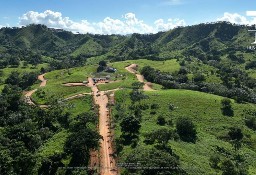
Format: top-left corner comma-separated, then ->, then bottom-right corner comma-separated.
1,22 -> 256,175
0,84 -> 100,174
141,65 -> 256,103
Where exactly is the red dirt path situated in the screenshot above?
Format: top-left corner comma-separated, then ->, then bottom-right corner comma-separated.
24,73 -> 47,105
125,64 -> 155,91
88,78 -> 118,175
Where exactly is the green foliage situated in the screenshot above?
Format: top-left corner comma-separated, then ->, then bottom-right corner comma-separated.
130,89 -> 148,102
209,154 -> 221,169
157,115 -> 166,126
193,73 -> 205,82
176,116 -> 197,143
221,98 -> 234,116
124,147 -> 183,175
64,112 -> 101,167
144,128 -> 174,145
221,159 -> 239,175
1,22 -> 256,175
120,115 -> 141,134
245,115 -> 256,131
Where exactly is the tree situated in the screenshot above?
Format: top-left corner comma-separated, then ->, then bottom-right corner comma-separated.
64,113 -> 101,167
221,159 -> 238,175
120,115 -> 141,134
157,116 -> 166,125
144,128 -> 173,146
131,82 -> 144,89
245,114 -> 256,130
5,71 -> 20,86
125,147 -> 183,175
176,117 -> 197,143
193,73 -> 205,82
130,89 -> 148,102
98,60 -> 107,67
209,154 -> 221,169
228,127 -> 243,151
38,154 -> 65,175
97,60 -> 107,72
221,98 -> 234,116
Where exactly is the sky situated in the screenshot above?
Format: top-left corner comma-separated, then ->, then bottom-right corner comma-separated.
0,0 -> 256,34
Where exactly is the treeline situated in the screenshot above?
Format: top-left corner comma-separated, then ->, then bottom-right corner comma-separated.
4,71 -> 38,90
1,22 -> 252,66
141,66 -> 256,103
0,84 -> 100,175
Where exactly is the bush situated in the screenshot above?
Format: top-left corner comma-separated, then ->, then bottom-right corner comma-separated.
176,117 -> 197,143
245,115 -> 256,130
157,116 -> 166,126
221,98 -> 234,116
151,103 -> 159,109
209,154 -> 221,169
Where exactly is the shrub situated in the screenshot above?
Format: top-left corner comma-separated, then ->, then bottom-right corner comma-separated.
157,116 -> 166,126
221,98 -> 234,116
176,117 -> 197,143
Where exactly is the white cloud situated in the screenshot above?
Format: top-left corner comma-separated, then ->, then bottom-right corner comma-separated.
217,12 -> 256,25
154,18 -> 186,31
0,23 -> 10,29
246,11 -> 256,17
19,10 -> 185,34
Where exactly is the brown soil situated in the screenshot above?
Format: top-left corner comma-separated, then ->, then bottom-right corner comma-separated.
24,73 -> 47,105
38,73 -> 47,87
62,83 -> 86,87
88,78 -> 118,175
125,64 -> 155,91
63,93 -> 92,101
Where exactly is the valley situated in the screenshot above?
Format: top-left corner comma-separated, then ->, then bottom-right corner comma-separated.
0,23 -> 256,175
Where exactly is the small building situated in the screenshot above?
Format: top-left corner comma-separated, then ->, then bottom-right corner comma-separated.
93,77 -> 107,83
105,67 -> 117,73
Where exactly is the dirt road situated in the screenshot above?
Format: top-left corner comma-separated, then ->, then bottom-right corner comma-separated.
125,64 -> 154,91
24,73 -> 47,105
88,78 -> 117,175
38,73 -> 47,87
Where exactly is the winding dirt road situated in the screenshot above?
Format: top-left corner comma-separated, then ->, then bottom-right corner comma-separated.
88,78 -> 118,175
24,73 -> 47,105
38,73 -> 47,87
125,64 -> 154,91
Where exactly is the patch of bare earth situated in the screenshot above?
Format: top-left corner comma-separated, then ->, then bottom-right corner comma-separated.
88,78 -> 118,175
24,73 -> 47,105
125,64 -> 155,91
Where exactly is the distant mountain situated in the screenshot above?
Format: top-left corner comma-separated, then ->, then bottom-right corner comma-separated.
0,22 -> 254,62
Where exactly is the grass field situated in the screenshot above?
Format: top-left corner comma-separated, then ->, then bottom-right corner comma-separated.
65,95 -> 93,119
97,59 -> 178,91
112,89 -> 256,174
31,65 -> 96,104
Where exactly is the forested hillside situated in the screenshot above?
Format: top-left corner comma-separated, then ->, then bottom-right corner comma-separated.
1,22 -> 256,175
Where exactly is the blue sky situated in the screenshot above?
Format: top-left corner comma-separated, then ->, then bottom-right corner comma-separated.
0,0 -> 255,34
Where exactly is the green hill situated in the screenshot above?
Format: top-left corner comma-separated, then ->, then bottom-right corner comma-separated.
1,22 -> 256,175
